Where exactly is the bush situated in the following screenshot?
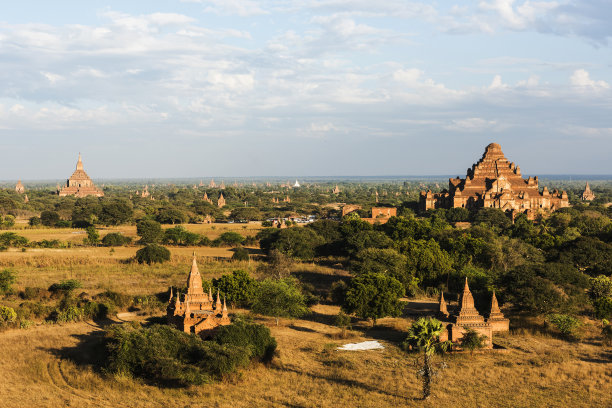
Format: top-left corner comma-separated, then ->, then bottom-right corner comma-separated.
105,323 -> 267,387
460,327 -> 488,354
0,306 -> 17,325
0,269 -> 17,294
215,232 -> 245,247
102,233 -> 132,247
213,319 -> 277,363
251,278 -> 309,325
51,305 -> 84,323
135,244 -> 171,264
40,210 -> 60,226
83,301 -> 114,320
28,216 -> 41,226
20,287 -> 50,301
48,279 -> 82,294
547,314 -> 581,340
232,247 -> 250,261
136,219 -> 163,244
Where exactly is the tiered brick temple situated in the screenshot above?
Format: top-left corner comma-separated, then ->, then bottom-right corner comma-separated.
15,180 -> 25,194
439,278 -> 509,349
58,154 -> 104,197
167,256 -> 230,336
420,143 -> 569,219
581,182 -> 595,201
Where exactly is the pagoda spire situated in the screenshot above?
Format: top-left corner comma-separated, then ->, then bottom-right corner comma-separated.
490,291 -> 500,314
168,287 -> 173,303
439,291 -> 449,317
222,297 -> 228,318
76,152 -> 84,171
216,289 -> 222,310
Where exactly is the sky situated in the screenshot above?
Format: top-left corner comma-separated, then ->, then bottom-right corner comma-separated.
0,0 -> 611,180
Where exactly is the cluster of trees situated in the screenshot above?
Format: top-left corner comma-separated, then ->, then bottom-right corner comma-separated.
259,204 -> 611,322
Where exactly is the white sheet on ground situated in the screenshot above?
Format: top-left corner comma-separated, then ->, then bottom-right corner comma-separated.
337,340 -> 384,351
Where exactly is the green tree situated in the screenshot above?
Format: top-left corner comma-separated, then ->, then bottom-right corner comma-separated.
0,306 -> 17,325
136,244 -> 171,264
215,231 -> 245,247
342,272 -> 404,325
84,226 -> 100,246
40,210 -> 60,226
588,275 -> 612,319
230,207 -> 263,221
163,226 -> 200,246
397,238 -> 453,286
28,216 -> 41,227
334,311 -> 352,338
212,270 -> 258,308
350,248 -> 417,295
101,232 -> 132,247
460,327 -> 488,355
136,219 -> 163,244
0,269 -> 17,294
99,199 -> 133,225
403,317 -> 451,400
157,207 -> 187,224
268,228 -> 324,261
257,249 -> 293,279
231,247 -> 250,261
251,278 -> 308,325
547,314 -> 581,340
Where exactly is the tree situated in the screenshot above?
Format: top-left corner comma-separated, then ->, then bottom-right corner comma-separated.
345,230 -> 393,254
230,207 -> 262,221
163,226 -> 200,246
28,216 -> 41,227
334,311 -> 352,338
84,226 -> 100,246
157,207 -> 187,224
350,248 -> 417,295
40,210 -> 60,227
99,199 -> 133,225
136,244 -> 171,264
342,272 -> 404,325
0,269 -> 16,294
547,314 -> 581,340
268,228 -> 325,261
232,247 -> 250,261
137,219 -> 163,244
101,232 -> 132,247
588,275 -> 612,319
212,270 -> 258,308
251,278 -> 308,325
257,249 -> 293,279
397,238 -> 453,286
0,306 -> 17,325
460,327 -> 487,355
215,232 -> 245,247
403,317 -> 451,400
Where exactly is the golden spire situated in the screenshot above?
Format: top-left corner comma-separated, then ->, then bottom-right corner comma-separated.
76,152 -> 83,171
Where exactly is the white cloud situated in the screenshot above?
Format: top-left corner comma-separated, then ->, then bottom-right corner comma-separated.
488,74 -> 508,90
444,117 -> 501,132
184,0 -> 268,16
570,69 -> 609,89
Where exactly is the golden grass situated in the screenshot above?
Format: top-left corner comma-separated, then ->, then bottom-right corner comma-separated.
2,222 -> 263,243
0,305 -> 609,408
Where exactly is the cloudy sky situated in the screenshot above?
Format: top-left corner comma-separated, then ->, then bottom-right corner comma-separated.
1,0 -> 611,179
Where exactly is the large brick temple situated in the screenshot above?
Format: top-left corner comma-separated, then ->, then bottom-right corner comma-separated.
420,143 -> 569,218
58,153 -> 104,197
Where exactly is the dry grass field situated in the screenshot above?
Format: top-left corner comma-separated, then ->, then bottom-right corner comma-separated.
0,305 -> 609,408
0,226 -> 610,407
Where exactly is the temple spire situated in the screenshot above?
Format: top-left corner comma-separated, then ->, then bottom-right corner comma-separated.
222,297 -> 228,318
168,287 -> 173,303
216,289 -> 222,310
439,291 -> 449,317
76,152 -> 83,171
490,291 -> 500,314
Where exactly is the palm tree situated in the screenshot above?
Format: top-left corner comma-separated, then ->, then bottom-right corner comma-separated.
403,317 -> 451,399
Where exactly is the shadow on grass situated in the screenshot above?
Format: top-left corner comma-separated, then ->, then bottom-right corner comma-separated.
292,270 -> 350,301
288,324 -> 317,333
45,330 -> 108,373
274,365 -> 420,402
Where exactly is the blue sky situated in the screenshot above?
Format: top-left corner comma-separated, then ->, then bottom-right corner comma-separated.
0,0 -> 611,179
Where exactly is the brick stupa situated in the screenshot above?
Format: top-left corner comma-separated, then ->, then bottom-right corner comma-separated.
58,153 -> 104,197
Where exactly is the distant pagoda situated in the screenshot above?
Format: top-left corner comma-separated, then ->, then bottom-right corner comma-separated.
15,180 -> 25,194
58,153 -> 104,197
580,182 -> 595,201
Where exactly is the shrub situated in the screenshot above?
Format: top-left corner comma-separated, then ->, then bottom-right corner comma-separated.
20,287 -> 50,301
48,279 -> 82,294
136,219 -> 163,244
28,216 -> 41,226
461,327 -> 488,355
105,324 -> 264,387
215,232 -> 245,247
547,314 -> 581,340
40,210 -> 60,226
213,319 -> 277,363
135,244 -> 171,264
83,301 -> 114,320
334,311 -> 352,338
0,306 -> 17,325
94,290 -> 133,308
251,278 -> 308,325
342,272 -> 404,325
232,247 -> 250,261
102,233 -> 132,247
51,305 -> 84,323
0,269 -> 17,294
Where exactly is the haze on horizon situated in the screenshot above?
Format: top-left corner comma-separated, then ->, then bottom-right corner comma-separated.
1,1 -> 611,180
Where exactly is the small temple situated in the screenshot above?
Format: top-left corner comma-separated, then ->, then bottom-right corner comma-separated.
580,182 -> 595,201
439,278 -> 509,349
15,180 -> 25,194
166,255 -> 230,336
217,193 -> 226,208
58,153 -> 104,197
420,143 -> 569,219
